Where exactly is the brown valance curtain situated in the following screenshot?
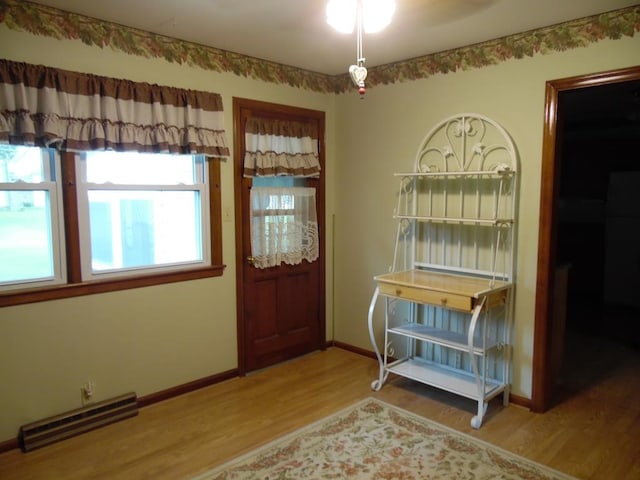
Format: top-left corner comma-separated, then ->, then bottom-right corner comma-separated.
0,59 -> 229,157
243,117 -> 320,177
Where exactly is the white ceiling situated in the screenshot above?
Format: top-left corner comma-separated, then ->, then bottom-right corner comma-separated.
31,0 -> 639,75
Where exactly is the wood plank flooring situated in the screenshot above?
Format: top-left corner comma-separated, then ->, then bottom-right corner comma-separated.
0,335 -> 638,479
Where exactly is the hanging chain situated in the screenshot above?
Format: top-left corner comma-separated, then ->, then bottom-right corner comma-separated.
356,1 -> 364,67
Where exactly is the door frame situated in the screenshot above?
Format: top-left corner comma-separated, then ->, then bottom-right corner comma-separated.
232,97 -> 326,375
531,65 -> 640,412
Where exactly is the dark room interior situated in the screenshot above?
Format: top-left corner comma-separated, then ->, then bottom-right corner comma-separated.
553,78 -> 640,403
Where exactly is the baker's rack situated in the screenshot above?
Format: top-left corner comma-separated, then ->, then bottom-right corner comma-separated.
367,113 -> 519,428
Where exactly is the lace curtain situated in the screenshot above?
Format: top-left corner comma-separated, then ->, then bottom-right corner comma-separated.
0,59 -> 229,157
250,187 -> 319,269
243,117 -> 320,177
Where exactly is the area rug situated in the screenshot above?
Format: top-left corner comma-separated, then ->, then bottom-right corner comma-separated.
192,397 -> 578,480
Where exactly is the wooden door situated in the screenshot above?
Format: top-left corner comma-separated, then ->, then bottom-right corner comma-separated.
233,98 -> 325,373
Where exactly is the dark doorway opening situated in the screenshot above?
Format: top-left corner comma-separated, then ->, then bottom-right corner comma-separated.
534,66 -> 640,412
557,79 -> 640,348
550,77 -> 640,407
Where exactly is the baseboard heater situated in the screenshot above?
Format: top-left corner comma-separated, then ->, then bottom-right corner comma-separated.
19,392 -> 138,452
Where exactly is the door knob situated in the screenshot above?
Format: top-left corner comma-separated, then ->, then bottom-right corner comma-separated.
247,255 -> 256,266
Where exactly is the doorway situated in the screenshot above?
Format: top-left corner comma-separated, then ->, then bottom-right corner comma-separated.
233,98 -> 326,374
533,65 -> 640,411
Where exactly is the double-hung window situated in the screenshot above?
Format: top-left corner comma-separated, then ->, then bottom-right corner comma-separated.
0,59 -> 229,305
76,151 -> 210,280
0,145 -> 66,291
0,146 -> 222,303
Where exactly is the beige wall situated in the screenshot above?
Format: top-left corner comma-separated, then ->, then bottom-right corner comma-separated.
1,20 -> 639,443
333,35 -> 640,398
0,25 -> 337,442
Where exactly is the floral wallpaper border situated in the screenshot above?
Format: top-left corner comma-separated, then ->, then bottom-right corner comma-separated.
1,0 -> 639,94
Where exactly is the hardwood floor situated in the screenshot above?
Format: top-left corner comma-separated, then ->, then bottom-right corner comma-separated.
0,340 -> 638,479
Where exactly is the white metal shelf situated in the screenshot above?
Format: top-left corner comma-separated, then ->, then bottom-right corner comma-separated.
386,357 -> 504,400
394,214 -> 513,226
388,323 -> 500,355
393,170 -> 514,178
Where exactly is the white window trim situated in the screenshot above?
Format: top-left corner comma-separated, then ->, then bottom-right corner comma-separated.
74,153 -> 211,281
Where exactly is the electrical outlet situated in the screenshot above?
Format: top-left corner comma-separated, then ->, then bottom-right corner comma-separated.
82,381 -> 95,400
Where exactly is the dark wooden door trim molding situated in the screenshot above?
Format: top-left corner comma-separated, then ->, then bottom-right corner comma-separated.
532,65 -> 640,412
232,97 -> 326,375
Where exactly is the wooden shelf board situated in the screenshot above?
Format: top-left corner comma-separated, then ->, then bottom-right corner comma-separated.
375,269 -> 510,298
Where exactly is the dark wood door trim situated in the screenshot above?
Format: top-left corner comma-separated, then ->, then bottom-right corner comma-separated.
532,65 -> 640,412
232,97 -> 326,375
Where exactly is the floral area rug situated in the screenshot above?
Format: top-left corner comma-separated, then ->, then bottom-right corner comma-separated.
192,397 -> 578,480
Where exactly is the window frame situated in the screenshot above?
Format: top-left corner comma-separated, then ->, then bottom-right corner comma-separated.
75,151 -> 211,280
0,147 -> 67,291
0,152 -> 224,307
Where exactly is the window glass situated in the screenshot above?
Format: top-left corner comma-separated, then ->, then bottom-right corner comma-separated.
78,151 -> 208,278
252,176 -> 304,188
0,146 -> 221,300
87,190 -> 201,271
252,176 -> 303,210
0,145 -> 63,287
1,145 -> 45,182
85,151 -> 197,185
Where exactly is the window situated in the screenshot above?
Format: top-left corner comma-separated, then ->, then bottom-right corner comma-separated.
0,145 -> 65,290
77,151 -> 210,280
0,59 -> 229,305
249,185 -> 319,269
0,146 -> 223,305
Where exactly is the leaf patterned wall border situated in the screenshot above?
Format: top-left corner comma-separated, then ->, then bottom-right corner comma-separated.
1,0 -> 638,94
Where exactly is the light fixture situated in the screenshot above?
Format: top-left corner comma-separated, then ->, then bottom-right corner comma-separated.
326,0 -> 396,97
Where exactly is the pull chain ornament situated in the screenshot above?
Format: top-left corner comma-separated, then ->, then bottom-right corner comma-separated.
349,63 -> 367,97
349,1 -> 367,98
327,0 -> 395,98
